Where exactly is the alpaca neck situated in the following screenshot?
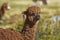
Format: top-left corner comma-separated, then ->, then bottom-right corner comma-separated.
1,7 -> 5,13
21,19 -> 38,40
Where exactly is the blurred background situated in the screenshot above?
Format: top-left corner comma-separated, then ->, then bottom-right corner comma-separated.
0,0 -> 60,40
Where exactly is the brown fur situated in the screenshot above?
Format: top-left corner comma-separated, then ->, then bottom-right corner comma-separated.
0,6 -> 40,40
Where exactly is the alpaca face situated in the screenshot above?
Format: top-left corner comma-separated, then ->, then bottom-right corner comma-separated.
23,6 -> 40,23
2,3 -> 11,10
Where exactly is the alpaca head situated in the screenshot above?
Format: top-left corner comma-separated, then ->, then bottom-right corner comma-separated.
1,3 -> 11,11
23,6 -> 40,27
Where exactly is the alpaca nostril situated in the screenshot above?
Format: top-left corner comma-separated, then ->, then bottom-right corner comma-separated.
36,15 -> 40,20
37,15 -> 40,20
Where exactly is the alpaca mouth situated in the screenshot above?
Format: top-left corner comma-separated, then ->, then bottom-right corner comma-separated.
34,14 -> 40,21
33,14 -> 40,26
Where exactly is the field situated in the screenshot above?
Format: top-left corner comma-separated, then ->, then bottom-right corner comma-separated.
0,0 -> 60,40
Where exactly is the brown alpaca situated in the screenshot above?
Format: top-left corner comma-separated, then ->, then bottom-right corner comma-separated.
0,3 -> 10,20
0,6 -> 40,40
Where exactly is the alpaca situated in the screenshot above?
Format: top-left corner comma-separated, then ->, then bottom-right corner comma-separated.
0,6 -> 40,40
0,3 -> 10,20
21,6 -> 40,40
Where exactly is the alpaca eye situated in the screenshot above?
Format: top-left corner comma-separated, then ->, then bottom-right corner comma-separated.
29,13 -> 35,16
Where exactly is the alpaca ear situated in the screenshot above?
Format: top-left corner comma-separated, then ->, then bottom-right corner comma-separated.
22,11 -> 27,15
22,11 -> 27,22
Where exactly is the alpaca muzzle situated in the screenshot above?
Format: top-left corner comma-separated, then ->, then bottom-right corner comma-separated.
34,14 -> 40,21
